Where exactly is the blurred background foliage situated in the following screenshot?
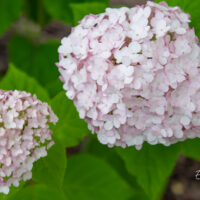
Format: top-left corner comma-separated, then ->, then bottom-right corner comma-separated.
0,0 -> 200,200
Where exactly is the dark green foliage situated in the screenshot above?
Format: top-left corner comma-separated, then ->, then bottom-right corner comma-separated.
0,0 -> 22,36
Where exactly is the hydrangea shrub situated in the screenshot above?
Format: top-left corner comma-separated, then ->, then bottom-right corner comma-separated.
1,0 -> 200,199
0,90 -> 57,194
57,1 -> 200,149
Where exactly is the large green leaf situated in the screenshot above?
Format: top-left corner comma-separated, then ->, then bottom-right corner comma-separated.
70,2 -> 108,25
116,143 -> 180,200
45,79 -> 63,98
42,0 -> 109,25
86,137 -> 150,200
32,139 -> 67,189
8,185 -> 66,200
50,91 -> 89,147
180,138 -> 200,161
42,0 -> 74,25
0,64 -> 49,102
0,0 -> 22,36
155,0 -> 200,39
8,35 -> 62,97
63,154 -> 132,200
23,0 -> 50,26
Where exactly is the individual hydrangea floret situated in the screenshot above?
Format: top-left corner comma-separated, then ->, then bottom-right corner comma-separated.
57,1 -> 200,150
0,90 -> 58,194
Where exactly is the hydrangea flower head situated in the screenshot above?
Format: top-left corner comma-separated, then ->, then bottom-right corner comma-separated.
57,1 -> 200,149
0,90 -> 58,194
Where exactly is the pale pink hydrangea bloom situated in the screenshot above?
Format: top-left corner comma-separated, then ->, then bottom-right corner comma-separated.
0,90 -> 58,194
57,1 -> 200,150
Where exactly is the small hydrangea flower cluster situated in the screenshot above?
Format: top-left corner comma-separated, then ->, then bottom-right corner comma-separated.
0,90 -> 57,194
57,1 -> 200,149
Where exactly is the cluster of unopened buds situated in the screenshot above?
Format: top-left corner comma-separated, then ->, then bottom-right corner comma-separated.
58,1 -> 200,149
0,90 -> 57,194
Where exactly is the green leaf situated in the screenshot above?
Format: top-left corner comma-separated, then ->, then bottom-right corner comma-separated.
63,154 -> 132,200
116,143 -> 180,200
86,136 -> 150,200
0,64 -> 49,102
155,0 -> 200,39
70,2 -> 108,25
42,0 -> 109,25
180,138 -> 200,161
0,0 -> 22,36
32,139 -> 67,189
8,185 -> 66,200
42,0 -> 74,25
8,35 -> 62,98
50,91 -> 89,147
45,79 -> 63,98
23,0 -> 50,26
